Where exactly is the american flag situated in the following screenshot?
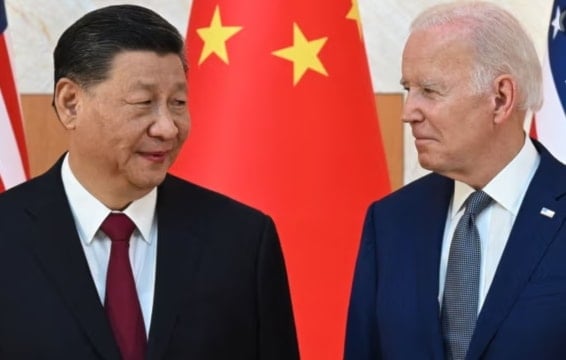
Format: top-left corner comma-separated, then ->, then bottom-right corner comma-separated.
0,0 -> 28,192
533,0 -> 566,163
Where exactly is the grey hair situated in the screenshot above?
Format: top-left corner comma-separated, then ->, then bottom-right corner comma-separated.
410,1 -> 543,112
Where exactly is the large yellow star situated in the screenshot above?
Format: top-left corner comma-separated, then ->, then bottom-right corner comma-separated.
196,5 -> 242,65
346,0 -> 362,39
272,23 -> 328,86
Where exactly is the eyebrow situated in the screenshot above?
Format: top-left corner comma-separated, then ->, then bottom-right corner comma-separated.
420,80 -> 440,88
129,81 -> 187,92
400,78 -> 444,90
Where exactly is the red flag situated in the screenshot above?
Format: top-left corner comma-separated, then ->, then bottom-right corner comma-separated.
532,0 -> 566,162
0,0 -> 28,192
172,0 -> 390,357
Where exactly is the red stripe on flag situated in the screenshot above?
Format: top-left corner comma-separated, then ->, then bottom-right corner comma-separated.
530,114 -> 538,139
0,34 -> 29,178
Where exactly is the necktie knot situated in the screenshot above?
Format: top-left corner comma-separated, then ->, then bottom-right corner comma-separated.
465,190 -> 492,217
101,213 -> 135,243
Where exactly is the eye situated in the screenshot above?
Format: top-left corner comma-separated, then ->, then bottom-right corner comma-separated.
421,87 -> 442,98
170,98 -> 187,108
127,99 -> 152,106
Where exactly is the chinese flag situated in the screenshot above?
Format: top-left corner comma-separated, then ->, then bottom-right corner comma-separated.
171,0 -> 390,358
0,0 -> 28,192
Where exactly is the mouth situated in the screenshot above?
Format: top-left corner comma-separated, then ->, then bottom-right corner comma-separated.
139,150 -> 170,163
413,137 -> 436,150
414,136 -> 434,142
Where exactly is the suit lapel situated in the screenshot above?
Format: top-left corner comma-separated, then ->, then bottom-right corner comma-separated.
147,177 -> 207,360
468,147 -> 566,359
25,162 -> 120,360
414,175 -> 453,359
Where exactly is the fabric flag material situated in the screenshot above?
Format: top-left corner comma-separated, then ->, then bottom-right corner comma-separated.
0,0 -> 28,192
532,0 -> 566,163
173,0 -> 390,358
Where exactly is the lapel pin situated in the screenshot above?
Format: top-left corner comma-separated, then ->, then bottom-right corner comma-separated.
540,207 -> 555,219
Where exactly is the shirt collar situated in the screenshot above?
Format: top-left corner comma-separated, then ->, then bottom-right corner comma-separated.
61,154 -> 157,245
451,137 -> 540,218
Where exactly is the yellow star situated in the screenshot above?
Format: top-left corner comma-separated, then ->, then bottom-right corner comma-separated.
346,0 -> 362,39
196,5 -> 243,65
272,23 -> 328,86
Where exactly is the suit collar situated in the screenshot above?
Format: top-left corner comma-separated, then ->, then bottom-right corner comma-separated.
147,175 -> 208,360
24,158 -> 121,360
412,174 -> 454,359
468,141 -> 566,359
24,161 -> 212,360
451,137 -> 539,218
481,137 -> 540,215
61,153 -> 158,245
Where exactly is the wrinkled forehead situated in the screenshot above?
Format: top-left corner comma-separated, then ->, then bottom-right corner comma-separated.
405,23 -> 474,55
403,26 -> 475,68
401,27 -> 477,86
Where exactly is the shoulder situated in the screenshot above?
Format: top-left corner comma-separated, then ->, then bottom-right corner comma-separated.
368,172 -> 452,214
0,167 -> 65,248
529,139 -> 566,195
158,174 -> 271,226
157,175 -> 278,257
0,155 -> 64,210
0,168 -> 61,213
534,140 -> 566,175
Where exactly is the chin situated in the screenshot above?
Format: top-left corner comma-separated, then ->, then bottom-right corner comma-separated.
131,173 -> 168,191
417,154 -> 440,173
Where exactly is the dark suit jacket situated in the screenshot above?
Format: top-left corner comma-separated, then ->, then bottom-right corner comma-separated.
0,158 -> 299,359
345,141 -> 566,360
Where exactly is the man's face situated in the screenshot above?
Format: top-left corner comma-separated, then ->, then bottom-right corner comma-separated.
401,27 -> 495,179
68,51 -> 189,200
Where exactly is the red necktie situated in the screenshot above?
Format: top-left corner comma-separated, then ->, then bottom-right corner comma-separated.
101,213 -> 147,360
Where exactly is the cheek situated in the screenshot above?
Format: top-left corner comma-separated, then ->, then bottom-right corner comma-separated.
101,126 -> 147,164
176,116 -> 191,140
74,116 -> 107,151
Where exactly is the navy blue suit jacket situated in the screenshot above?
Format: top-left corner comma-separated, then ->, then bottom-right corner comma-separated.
0,158 -> 299,359
345,141 -> 566,359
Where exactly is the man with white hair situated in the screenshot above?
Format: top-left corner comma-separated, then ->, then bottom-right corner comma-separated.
345,2 -> 566,359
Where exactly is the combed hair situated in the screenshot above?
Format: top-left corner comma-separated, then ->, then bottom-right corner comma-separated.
53,5 -> 186,89
410,1 -> 543,112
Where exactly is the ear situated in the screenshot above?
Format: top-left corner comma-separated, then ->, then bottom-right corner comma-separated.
53,78 -> 82,130
492,75 -> 516,124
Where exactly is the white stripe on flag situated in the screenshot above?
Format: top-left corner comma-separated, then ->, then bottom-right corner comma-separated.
537,54 -> 566,164
0,87 -> 26,190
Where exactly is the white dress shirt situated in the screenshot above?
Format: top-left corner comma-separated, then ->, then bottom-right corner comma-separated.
61,154 -> 157,335
438,137 -> 540,312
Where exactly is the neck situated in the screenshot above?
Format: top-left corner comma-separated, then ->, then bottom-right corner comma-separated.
67,154 -> 149,211
460,127 -> 526,189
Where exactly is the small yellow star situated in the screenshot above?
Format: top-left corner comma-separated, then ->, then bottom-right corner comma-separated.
346,0 -> 362,39
196,5 -> 243,65
272,23 -> 328,85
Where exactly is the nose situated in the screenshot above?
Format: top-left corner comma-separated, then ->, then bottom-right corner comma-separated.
401,91 -> 424,124
149,109 -> 180,140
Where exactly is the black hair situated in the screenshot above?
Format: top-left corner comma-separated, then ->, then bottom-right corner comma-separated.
53,4 -> 186,89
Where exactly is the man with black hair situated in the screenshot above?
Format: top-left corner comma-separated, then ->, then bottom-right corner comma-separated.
0,5 -> 299,359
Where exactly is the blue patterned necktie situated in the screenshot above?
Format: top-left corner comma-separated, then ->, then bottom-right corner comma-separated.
441,190 -> 492,360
